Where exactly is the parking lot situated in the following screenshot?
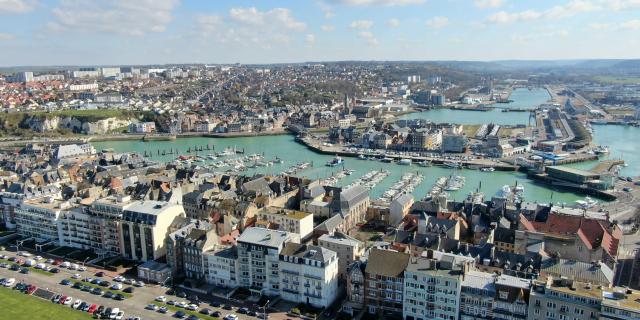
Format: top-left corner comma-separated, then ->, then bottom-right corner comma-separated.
0,248 -> 293,320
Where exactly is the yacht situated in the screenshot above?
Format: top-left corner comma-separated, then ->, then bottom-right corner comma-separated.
575,196 -> 598,209
480,167 -> 495,172
358,154 -> 367,160
380,157 -> 394,163
444,175 -> 465,191
326,156 -> 344,167
398,159 -> 412,166
417,160 -> 432,167
443,161 -> 462,169
593,145 -> 610,155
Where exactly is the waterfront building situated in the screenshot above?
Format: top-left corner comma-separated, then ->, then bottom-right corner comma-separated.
389,193 -> 414,226
278,243 -> 338,308
318,232 -> 364,280
442,134 -> 469,153
129,122 -> 156,134
120,200 -> 186,261
236,227 -> 297,296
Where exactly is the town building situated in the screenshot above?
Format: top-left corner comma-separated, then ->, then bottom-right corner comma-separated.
318,232 -> 364,280
236,227 -> 298,296
256,207 -> 314,240
278,243 -> 339,308
120,200 -> 186,261
364,248 -> 410,317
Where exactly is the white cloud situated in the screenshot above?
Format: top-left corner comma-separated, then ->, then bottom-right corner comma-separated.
349,20 -> 374,29
317,1 -> 336,18
305,34 -> 316,46
607,0 -> 640,10
48,0 -> 180,36
487,0 -> 602,24
320,24 -> 335,32
589,19 -> 640,31
620,19 -> 640,30
474,0 -> 505,9
357,31 -> 379,45
197,7 -> 307,48
0,32 -> 14,40
229,7 -> 306,32
426,16 -> 449,29
387,18 -> 400,27
328,0 -> 425,6
589,23 -> 610,30
0,0 -> 35,14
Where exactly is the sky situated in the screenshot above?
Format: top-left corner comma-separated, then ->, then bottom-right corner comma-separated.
0,0 -> 639,66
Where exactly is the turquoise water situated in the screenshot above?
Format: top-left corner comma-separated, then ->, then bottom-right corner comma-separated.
91,89 -> 639,204
399,88 -> 549,125
92,134 -> 581,203
568,125 -> 640,177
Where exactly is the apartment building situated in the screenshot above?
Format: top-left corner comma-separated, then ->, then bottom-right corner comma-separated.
88,195 -> 133,257
364,248 -> 410,317
403,257 -> 463,320
58,206 -> 92,250
278,243 -> 338,308
14,196 -> 67,243
318,232 -> 364,280
203,245 -> 238,288
600,288 -> 640,320
460,271 -> 497,320
120,200 -> 185,261
182,228 -> 217,281
528,278 -> 601,320
493,274 -> 530,320
236,227 -> 297,296
334,185 -> 370,232
256,207 -> 314,240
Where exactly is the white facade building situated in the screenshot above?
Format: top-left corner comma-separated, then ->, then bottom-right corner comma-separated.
278,243 -> 339,308
257,207 -> 314,240
203,246 -> 238,288
236,227 -> 297,296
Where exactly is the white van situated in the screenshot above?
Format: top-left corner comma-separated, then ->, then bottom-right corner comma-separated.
3,278 -> 15,287
110,308 -> 120,319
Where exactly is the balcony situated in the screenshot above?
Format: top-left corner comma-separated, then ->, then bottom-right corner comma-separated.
304,292 -> 322,299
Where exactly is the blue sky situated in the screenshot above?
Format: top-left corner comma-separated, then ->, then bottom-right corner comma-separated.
0,0 -> 639,66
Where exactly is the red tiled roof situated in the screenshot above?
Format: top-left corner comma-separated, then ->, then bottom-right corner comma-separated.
523,213 -> 620,256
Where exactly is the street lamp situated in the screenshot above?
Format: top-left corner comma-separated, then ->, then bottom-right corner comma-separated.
262,299 -> 269,320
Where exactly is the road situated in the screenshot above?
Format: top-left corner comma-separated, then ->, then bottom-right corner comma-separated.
0,249 -> 290,320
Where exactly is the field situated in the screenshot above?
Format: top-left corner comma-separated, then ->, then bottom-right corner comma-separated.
0,287 -> 90,320
592,75 -> 640,84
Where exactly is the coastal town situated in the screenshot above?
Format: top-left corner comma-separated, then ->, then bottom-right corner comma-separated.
0,59 -> 639,320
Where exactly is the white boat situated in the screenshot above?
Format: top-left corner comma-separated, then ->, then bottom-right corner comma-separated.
358,154 -> 366,160
398,159 -> 412,166
575,196 -> 598,209
443,161 -> 462,169
417,160 -> 432,167
444,175 -> 465,191
593,145 -> 609,155
480,167 -> 495,172
326,156 -> 345,167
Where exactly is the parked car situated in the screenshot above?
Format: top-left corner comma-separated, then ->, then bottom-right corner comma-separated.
49,267 -> 60,273
87,304 -> 98,314
95,271 -> 105,277
155,295 -> 167,302
174,311 -> 186,319
110,283 -> 122,290
158,306 -> 168,314
123,287 -> 134,294
73,299 -> 83,309
113,294 -> 125,301
145,304 -> 158,311
103,291 -> 114,299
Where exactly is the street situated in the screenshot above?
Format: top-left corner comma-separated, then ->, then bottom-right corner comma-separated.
0,249 -> 293,320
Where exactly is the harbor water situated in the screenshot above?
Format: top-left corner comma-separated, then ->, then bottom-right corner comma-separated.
92,88 -> 638,204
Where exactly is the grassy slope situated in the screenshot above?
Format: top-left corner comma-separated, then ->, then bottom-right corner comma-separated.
0,287 -> 90,320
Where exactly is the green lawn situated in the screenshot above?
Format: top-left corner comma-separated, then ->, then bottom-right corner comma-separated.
0,287 -> 91,320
